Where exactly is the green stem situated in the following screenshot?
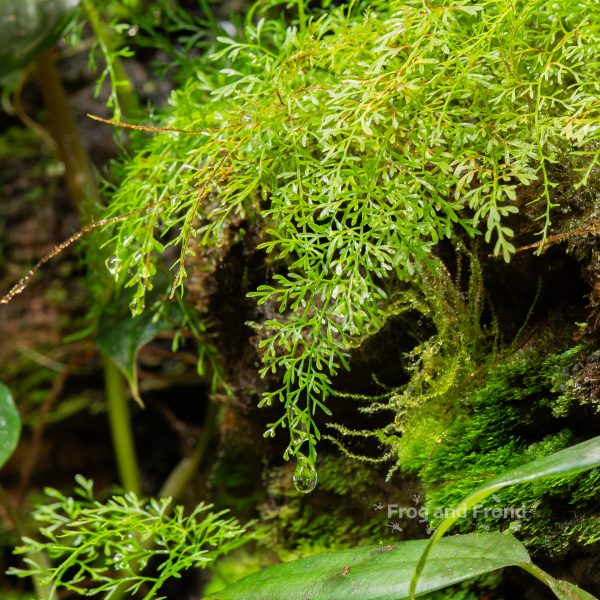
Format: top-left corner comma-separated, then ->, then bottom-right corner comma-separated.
520,563 -> 596,599
35,49 -> 99,221
104,357 -> 142,495
36,46 -> 142,499
81,0 -> 141,119
520,562 -> 555,585
28,48 -> 112,599
297,0 -> 307,33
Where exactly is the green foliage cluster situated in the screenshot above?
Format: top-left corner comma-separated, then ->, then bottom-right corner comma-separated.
8,476 -> 252,599
387,253 -> 487,417
97,0 -> 600,468
326,248 -> 490,471
398,345 -> 600,553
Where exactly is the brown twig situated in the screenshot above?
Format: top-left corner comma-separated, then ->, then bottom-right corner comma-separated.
512,222 -> 600,255
87,113 -> 209,135
0,199 -> 166,305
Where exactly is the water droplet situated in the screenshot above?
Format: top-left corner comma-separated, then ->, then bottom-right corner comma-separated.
290,410 -> 308,447
105,256 -> 121,281
293,454 -> 317,493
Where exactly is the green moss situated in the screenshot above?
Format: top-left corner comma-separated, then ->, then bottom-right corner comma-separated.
328,249 -> 493,470
259,454 -> 394,559
397,344 -> 600,553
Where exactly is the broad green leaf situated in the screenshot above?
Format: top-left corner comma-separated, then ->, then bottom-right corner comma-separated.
97,304 -> 181,407
0,0 -> 80,78
210,532 -> 531,600
0,383 -> 21,469
410,436 -> 600,599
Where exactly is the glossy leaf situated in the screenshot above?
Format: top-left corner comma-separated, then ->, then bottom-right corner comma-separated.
0,383 -> 21,469
97,304 -> 181,407
411,436 -> 600,598
0,0 -> 80,78
210,532 -> 531,600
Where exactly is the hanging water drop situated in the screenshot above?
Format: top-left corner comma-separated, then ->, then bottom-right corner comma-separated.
289,406 -> 308,446
105,256 -> 121,281
293,454 -> 317,493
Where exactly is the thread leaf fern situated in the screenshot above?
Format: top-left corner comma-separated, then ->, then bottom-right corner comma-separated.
98,0 -> 600,466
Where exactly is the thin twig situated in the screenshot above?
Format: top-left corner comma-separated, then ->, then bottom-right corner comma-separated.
87,113 -> 209,135
0,199 -> 166,305
512,222 -> 600,255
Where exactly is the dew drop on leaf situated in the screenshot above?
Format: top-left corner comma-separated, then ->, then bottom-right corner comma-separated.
293,454 -> 317,493
105,256 -> 121,281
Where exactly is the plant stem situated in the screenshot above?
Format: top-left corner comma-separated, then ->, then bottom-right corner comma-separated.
81,0 -> 141,119
297,0 -> 307,33
520,562 -> 555,585
28,48 -> 112,599
36,46 -> 142,497
35,49 -> 99,221
90,397 -> 137,600
104,357 -> 142,495
519,563 -> 596,598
